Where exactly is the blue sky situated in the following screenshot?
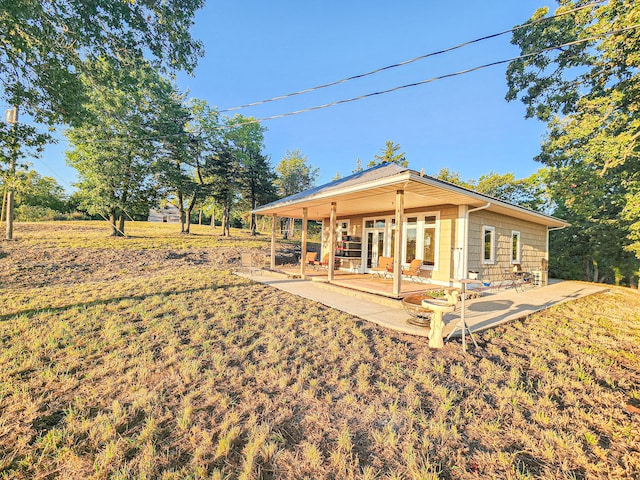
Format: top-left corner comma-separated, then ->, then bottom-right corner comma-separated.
34,0 -> 553,190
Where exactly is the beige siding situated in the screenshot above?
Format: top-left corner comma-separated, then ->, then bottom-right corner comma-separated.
321,205 -> 458,281
468,211 -> 547,284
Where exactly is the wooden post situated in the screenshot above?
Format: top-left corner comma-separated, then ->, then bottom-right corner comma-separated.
328,202 -> 337,282
300,207 -> 308,278
393,190 -> 404,297
270,214 -> 277,270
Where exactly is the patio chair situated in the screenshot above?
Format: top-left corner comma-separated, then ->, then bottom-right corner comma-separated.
316,252 -> 331,270
371,256 -> 394,279
402,258 -> 424,283
304,252 -> 318,267
240,252 -> 259,276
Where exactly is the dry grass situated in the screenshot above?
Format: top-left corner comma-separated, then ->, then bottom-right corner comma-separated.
0,221 -> 638,479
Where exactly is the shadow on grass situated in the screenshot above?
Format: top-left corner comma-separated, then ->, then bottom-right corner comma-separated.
0,283 -> 239,321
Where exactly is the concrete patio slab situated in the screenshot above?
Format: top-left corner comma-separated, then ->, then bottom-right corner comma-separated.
235,270 -> 609,340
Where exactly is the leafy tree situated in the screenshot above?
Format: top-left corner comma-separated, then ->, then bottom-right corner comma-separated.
275,149 -> 319,196
435,168 -> 549,212
65,61 -> 165,236
368,140 -> 408,167
275,149 -> 319,237
506,0 -> 640,284
1,0 -> 204,238
154,94 -> 219,234
225,116 -> 276,235
435,168 -> 470,188
209,143 -> 240,236
14,170 -> 67,212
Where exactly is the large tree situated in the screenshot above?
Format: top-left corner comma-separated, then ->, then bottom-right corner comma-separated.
1,0 -> 204,238
65,61 -> 166,235
275,149 -> 319,237
225,116 -> 276,235
506,0 -> 640,285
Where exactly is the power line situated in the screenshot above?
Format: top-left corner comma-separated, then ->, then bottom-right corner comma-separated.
219,1 -> 606,113
220,24 -> 640,128
57,22 -> 639,142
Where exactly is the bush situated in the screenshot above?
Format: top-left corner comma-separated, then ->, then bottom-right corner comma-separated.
14,205 -> 58,221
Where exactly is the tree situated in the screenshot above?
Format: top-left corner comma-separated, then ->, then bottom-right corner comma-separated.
1,0 -> 204,239
436,168 -> 550,211
275,149 -> 319,237
506,0 -> 640,284
225,116 -> 276,235
65,61 -> 165,236
368,140 -> 408,167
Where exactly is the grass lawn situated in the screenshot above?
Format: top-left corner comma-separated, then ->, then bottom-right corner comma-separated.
0,221 -> 639,479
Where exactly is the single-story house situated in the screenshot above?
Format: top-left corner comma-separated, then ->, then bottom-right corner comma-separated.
148,205 -> 181,223
253,163 -> 568,297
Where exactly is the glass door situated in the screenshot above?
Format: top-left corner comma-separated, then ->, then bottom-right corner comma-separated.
364,218 -> 387,269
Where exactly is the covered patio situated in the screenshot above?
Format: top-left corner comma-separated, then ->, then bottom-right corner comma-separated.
254,164 -> 569,299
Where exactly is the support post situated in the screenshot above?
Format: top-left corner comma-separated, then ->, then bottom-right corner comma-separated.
270,214 -> 277,270
393,190 -> 404,297
5,106 -> 18,240
328,202 -> 337,281
300,207 -> 308,278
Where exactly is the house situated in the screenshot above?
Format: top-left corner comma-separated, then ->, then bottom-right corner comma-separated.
253,163 -> 568,297
148,205 -> 181,223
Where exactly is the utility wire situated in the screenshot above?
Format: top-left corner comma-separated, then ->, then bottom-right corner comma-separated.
221,24 -> 640,128
56,21 -> 639,143
219,1 -> 605,113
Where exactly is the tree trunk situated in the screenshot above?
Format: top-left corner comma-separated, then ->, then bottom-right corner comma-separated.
199,209 -> 202,225
118,212 -> 126,236
5,105 -> 18,240
593,259 -> 599,283
110,209 -> 119,236
211,205 -> 216,229
177,192 -> 185,234
222,204 -> 231,236
287,217 -> 294,239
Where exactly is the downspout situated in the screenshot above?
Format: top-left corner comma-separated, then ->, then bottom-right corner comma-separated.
462,203 -> 491,280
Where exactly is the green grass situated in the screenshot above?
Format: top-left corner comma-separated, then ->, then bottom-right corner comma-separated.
0,221 -> 639,479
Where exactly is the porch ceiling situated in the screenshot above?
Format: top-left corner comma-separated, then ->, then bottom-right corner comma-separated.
255,170 -> 568,227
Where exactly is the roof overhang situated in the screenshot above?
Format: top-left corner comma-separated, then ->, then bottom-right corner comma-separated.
254,169 -> 569,228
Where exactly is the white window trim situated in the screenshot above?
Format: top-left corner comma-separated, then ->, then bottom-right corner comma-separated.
511,230 -> 521,264
483,225 -> 496,264
403,212 -> 440,270
361,212 -> 440,271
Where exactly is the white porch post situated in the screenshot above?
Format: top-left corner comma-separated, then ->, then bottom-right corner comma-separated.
300,207 -> 308,278
328,202 -> 337,281
270,214 -> 277,270
393,190 -> 404,297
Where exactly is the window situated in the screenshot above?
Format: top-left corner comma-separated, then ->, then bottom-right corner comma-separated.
511,230 -> 521,264
423,215 -> 437,266
483,226 -> 495,264
336,220 -> 349,241
405,217 -> 418,263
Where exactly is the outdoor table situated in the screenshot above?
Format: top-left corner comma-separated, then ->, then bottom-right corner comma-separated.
445,278 -> 480,352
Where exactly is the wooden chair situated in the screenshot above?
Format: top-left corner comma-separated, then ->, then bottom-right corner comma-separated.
305,252 -> 318,267
316,252 -> 331,270
371,256 -> 394,279
402,259 -> 424,283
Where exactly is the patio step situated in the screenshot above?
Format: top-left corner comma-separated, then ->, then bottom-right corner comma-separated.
310,277 -> 404,309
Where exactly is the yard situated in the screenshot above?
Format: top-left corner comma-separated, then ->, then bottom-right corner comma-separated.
0,221 -> 638,479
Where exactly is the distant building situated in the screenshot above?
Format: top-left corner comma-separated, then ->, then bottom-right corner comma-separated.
148,205 -> 181,223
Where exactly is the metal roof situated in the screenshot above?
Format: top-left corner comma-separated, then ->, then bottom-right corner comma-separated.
254,163 -> 568,228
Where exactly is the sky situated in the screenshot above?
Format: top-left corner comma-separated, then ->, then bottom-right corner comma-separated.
32,0 -> 554,191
